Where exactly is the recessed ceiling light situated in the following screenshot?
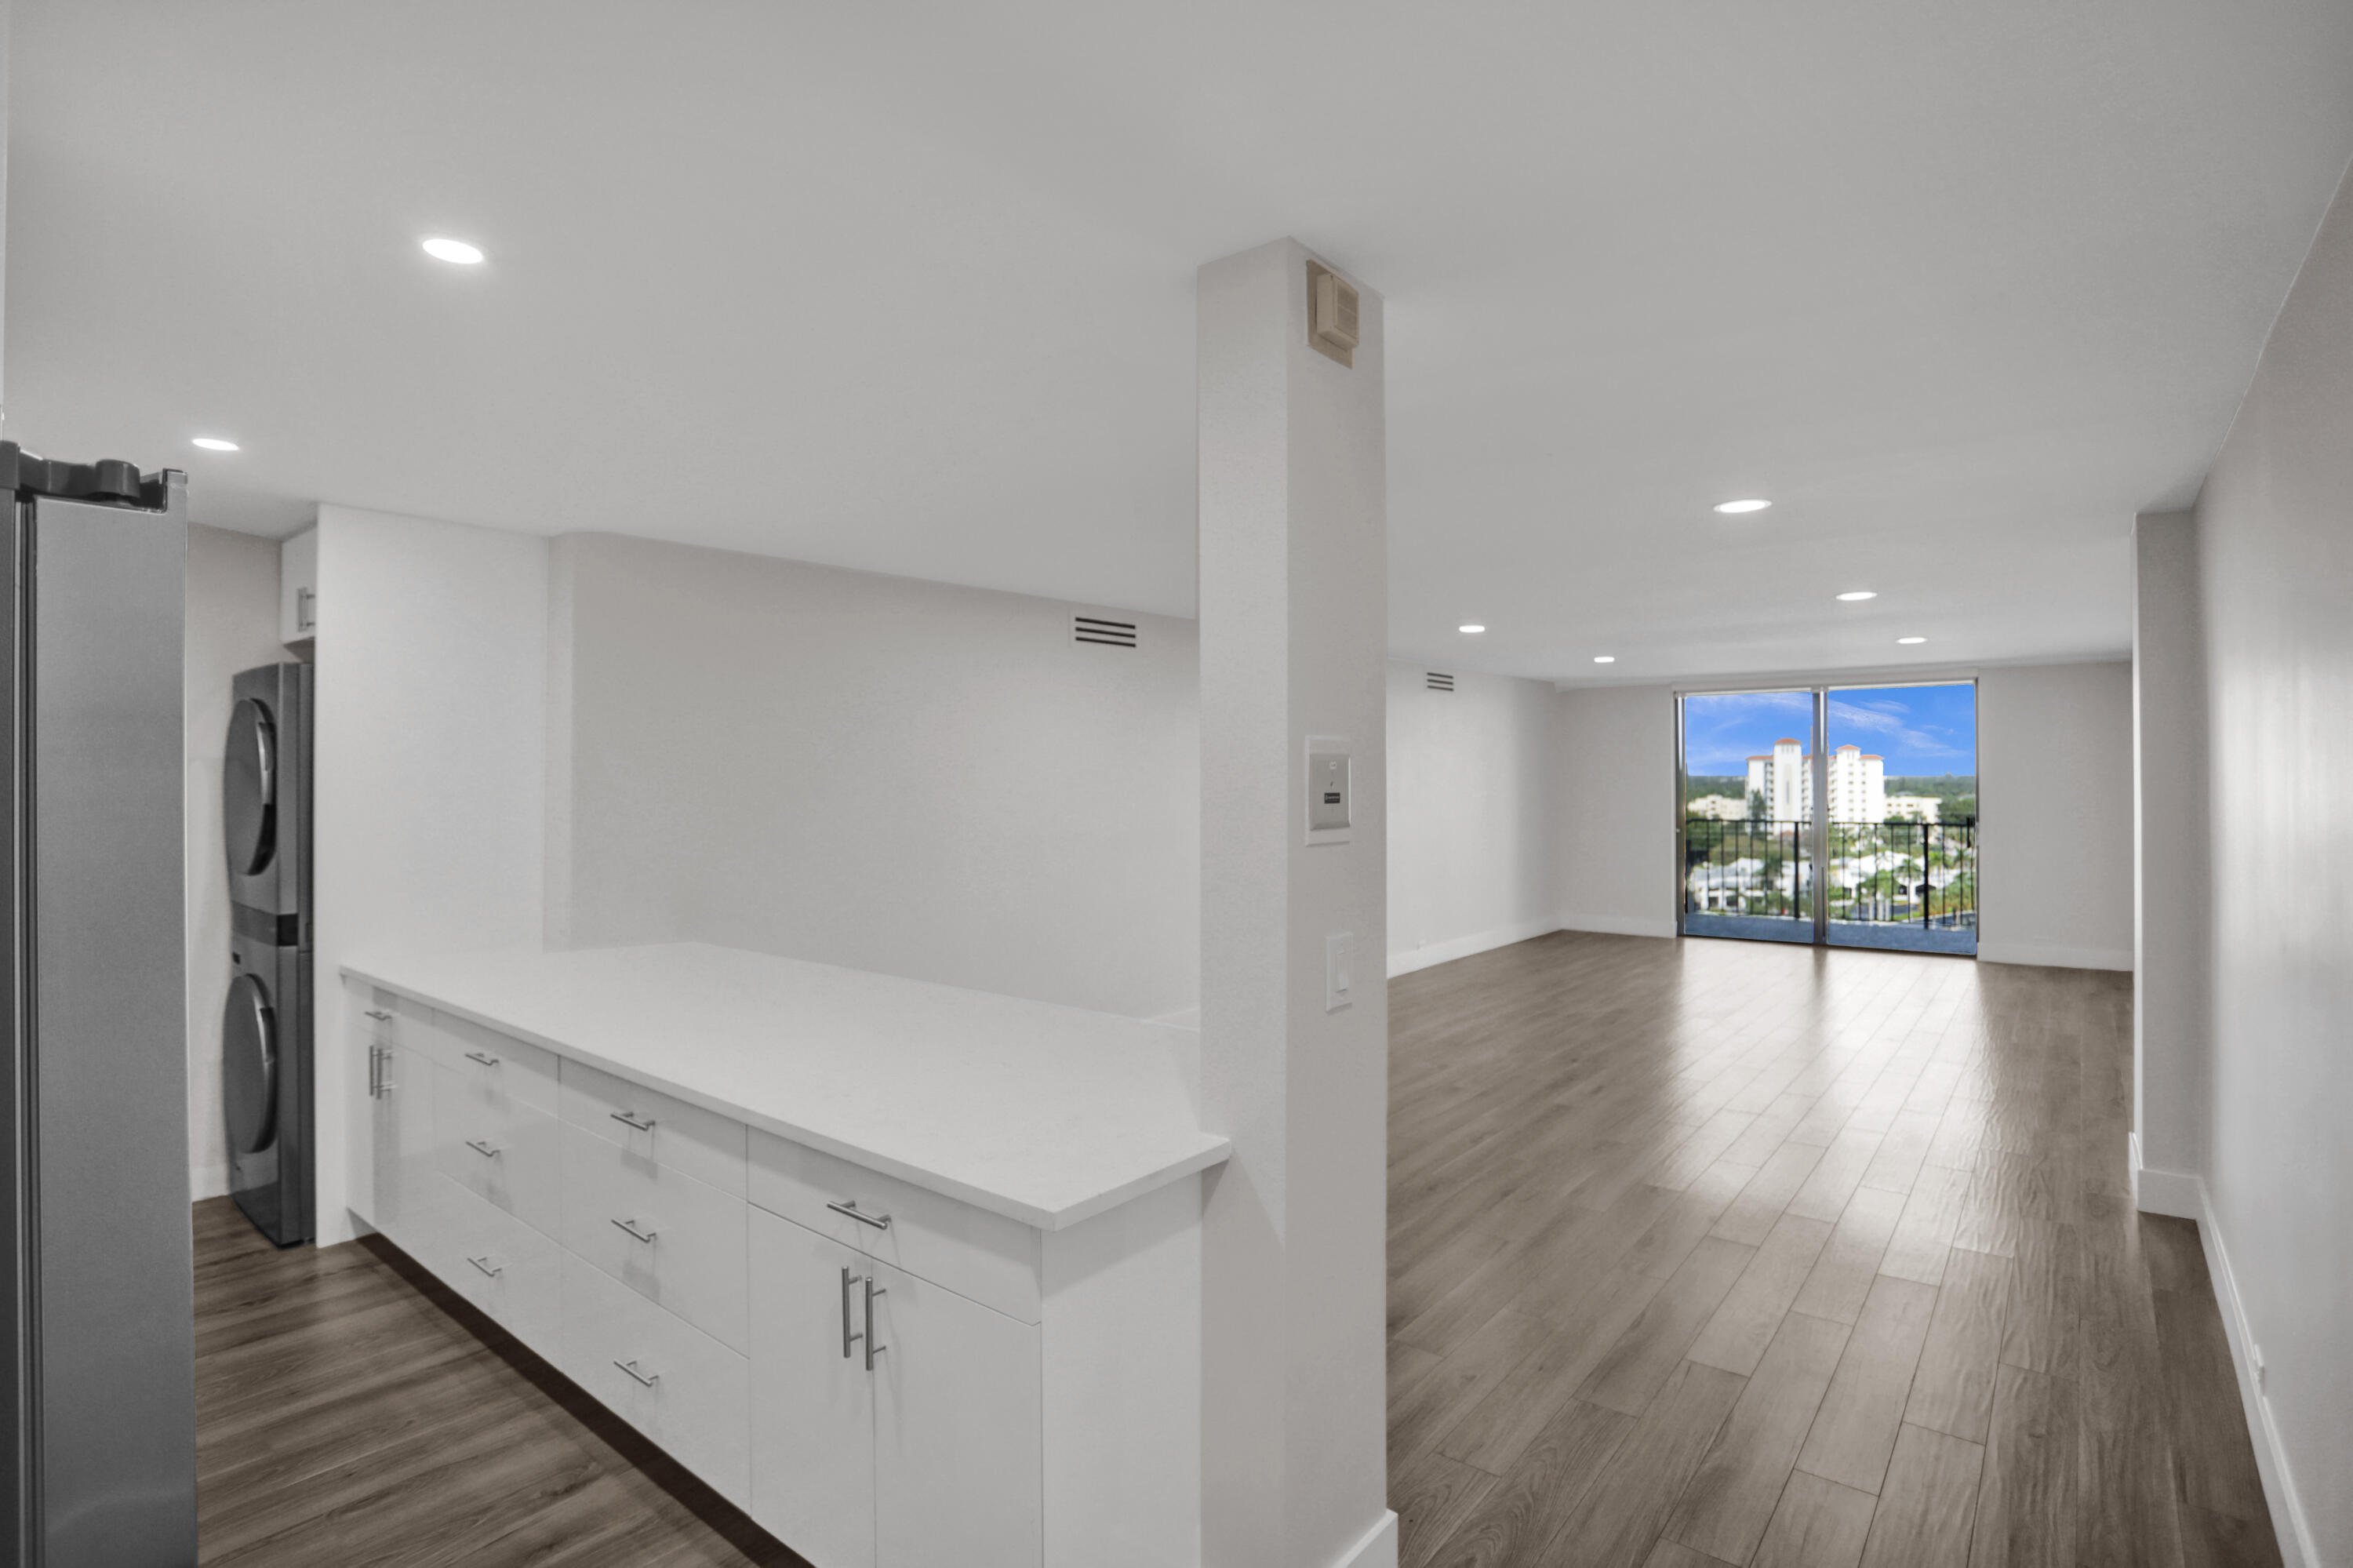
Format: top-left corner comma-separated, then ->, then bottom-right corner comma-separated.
1897,636 -> 1928,645
1714,499 -> 1772,515
421,237 -> 486,264
1458,624 -> 1486,634
1836,591 -> 1877,602
191,437 -> 239,452
1593,655 -> 1617,664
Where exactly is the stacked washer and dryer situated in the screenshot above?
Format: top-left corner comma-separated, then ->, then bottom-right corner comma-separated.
223,662 -> 315,1246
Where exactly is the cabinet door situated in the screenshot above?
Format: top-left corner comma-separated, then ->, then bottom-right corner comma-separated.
871,1261 -> 1042,1568
376,1044 -> 449,1252
749,1209 -> 875,1568
279,527 -> 318,642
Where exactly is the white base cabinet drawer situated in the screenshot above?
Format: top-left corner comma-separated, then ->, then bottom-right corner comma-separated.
561,1057 -> 746,1197
434,1177 -> 563,1355
560,1122 -> 748,1352
436,1075 -> 562,1239
561,1252 -> 750,1508
750,1130 -> 1040,1323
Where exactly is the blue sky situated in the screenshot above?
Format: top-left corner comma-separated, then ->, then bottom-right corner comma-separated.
1683,683 -> 1977,777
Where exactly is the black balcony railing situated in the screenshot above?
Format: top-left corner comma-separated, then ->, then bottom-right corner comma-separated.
1683,817 -> 1977,930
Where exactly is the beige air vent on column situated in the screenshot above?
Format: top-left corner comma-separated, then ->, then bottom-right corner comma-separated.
1307,260 -> 1359,368
1427,671 -> 1455,692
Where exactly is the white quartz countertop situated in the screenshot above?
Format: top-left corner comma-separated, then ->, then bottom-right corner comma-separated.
343,944 -> 1228,1231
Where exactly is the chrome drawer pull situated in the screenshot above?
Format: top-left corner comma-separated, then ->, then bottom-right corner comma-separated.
826,1199 -> 891,1231
364,1010 -> 392,1021
466,1255 -> 502,1279
613,1359 -> 659,1388
465,1050 -> 500,1068
609,1109 -> 657,1133
611,1217 -> 659,1245
465,1139 -> 502,1159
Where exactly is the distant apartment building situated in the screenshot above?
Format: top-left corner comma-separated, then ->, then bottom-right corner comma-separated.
1885,794 -> 1942,822
1743,740 -> 1889,822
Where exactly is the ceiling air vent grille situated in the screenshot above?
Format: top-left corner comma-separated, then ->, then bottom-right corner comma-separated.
1074,615 -> 1138,649
1427,671 -> 1456,692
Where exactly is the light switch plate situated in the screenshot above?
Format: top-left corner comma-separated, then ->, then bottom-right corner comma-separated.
1326,932 -> 1354,1012
1305,735 -> 1351,845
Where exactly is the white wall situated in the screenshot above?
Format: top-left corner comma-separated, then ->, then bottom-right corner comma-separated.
314,505 -> 547,1243
1976,661 -> 2135,970
183,522 -> 287,1199
1551,684 -> 1677,938
1387,661 -> 1557,974
2132,516 -> 2209,1185
2173,155 -> 2353,1568
547,533 -> 1199,1022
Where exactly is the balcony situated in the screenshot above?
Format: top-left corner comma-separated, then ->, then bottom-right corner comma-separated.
1682,817 -> 1978,955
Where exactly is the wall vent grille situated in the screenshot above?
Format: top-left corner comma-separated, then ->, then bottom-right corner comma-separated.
1426,671 -> 1456,692
1074,615 -> 1138,649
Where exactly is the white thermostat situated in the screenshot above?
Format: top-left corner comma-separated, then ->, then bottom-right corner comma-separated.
1305,736 -> 1351,844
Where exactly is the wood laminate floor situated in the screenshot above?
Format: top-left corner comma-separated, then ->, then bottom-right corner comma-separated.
1387,931 -> 2282,1568
192,1197 -> 806,1567
194,930 -> 2278,1568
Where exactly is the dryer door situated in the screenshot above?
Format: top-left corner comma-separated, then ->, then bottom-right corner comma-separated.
223,973 -> 279,1155
224,695 -> 278,877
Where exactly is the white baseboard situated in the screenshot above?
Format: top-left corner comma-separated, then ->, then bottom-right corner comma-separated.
190,1160 -> 230,1203
2128,1133 -> 2202,1219
1387,918 -> 1560,978
1332,1509 -> 1398,1568
1558,911 -> 1678,940
2137,1168 -> 2318,1568
1976,940 -> 2133,971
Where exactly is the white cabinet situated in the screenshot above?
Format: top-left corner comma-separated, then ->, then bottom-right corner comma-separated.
346,974 -> 1208,1568
560,1122 -> 748,1350
749,1209 -> 877,1568
438,1182 -> 564,1351
561,1253 -> 751,1506
748,1211 -> 1042,1568
871,1257 -> 1043,1568
279,526 -> 318,643
355,991 -> 438,1243
435,1068 -> 563,1239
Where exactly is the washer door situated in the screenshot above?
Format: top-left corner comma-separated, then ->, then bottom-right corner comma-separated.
223,973 -> 278,1155
224,697 -> 278,878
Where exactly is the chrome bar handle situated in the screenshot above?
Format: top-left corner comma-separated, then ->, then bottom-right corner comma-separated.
864,1274 -> 887,1373
465,1050 -> 500,1068
613,1359 -> 659,1388
611,1217 -> 658,1245
367,1046 -> 381,1098
465,1139 -> 502,1159
841,1266 -> 862,1359
364,1010 -> 392,1021
826,1199 -> 892,1231
609,1110 -> 656,1133
467,1255 -> 502,1279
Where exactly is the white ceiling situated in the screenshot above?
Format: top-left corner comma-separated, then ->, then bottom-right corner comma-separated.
10,1 -> 2353,683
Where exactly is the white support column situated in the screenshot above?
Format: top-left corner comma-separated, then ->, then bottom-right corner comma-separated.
1198,238 -> 1394,1568
2131,510 -> 2209,1215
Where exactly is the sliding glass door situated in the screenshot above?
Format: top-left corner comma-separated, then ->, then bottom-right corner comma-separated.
1678,689 -> 1820,945
1678,682 -> 1977,955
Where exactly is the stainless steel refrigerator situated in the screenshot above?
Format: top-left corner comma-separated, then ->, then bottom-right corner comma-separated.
0,443 -> 195,1566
